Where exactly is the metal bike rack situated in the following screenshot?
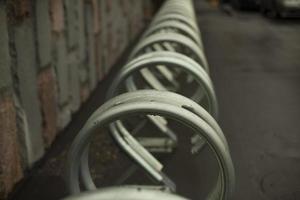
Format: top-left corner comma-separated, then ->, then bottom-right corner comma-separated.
130,32 -> 208,71
66,90 -> 234,200
62,187 -> 188,200
141,21 -> 203,47
113,0 -> 212,156
65,0 -> 235,199
151,13 -> 200,33
104,51 -> 217,154
107,51 -> 217,117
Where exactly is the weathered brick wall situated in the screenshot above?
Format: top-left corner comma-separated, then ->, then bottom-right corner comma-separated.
0,0 -> 154,199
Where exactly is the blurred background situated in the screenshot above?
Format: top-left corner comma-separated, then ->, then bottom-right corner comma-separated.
0,0 -> 299,200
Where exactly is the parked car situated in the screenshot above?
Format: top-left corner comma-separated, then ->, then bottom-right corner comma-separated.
260,0 -> 300,17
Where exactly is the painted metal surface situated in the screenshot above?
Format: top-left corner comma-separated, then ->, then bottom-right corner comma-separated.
65,0 -> 235,199
66,90 -> 235,200
107,52 -> 217,116
62,187 -> 188,200
130,32 -> 208,72
142,21 -> 203,47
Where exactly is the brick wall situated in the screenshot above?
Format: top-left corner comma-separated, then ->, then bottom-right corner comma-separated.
0,0 -> 154,199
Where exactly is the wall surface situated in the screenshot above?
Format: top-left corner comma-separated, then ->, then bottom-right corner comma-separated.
0,0 -> 154,199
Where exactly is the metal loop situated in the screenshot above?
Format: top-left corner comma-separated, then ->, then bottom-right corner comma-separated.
107,51 -> 217,117
130,32 -> 209,73
66,90 -> 235,200
65,0 -> 235,199
62,187 -> 188,200
151,13 -> 200,33
142,21 -> 203,48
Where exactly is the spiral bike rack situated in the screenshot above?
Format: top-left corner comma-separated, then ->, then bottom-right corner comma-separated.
65,0 -> 235,199
109,0 -> 210,155
141,21 -> 203,47
67,90 -> 234,200
106,51 -> 218,154
62,187 -> 188,200
130,32 -> 208,71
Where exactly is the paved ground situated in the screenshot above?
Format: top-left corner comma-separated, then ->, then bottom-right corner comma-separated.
10,1 -> 300,200
195,1 -> 300,200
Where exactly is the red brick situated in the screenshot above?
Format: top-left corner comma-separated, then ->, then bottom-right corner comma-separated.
50,0 -> 64,32
37,67 -> 58,147
0,93 -> 23,199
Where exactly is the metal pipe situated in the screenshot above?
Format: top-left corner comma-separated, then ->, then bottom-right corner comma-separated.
66,90 -> 235,200
65,0 -> 235,199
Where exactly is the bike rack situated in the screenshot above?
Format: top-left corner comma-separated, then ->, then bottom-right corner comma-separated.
116,0 -> 211,156
130,32 -> 208,71
64,0 -> 235,199
62,187 -> 188,200
142,21 -> 203,47
106,52 -> 218,154
66,90 -> 234,200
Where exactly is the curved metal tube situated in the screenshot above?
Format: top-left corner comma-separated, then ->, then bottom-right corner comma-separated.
108,52 -> 217,117
79,90 -> 232,197
66,90 -> 235,200
129,32 -> 209,73
141,21 -> 203,48
65,1 -> 236,200
62,187 -> 188,200
103,52 -> 216,168
156,1 -> 196,21
150,13 -> 200,33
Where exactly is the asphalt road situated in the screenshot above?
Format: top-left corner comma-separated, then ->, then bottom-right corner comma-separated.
11,1 -> 300,200
194,1 -> 300,200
